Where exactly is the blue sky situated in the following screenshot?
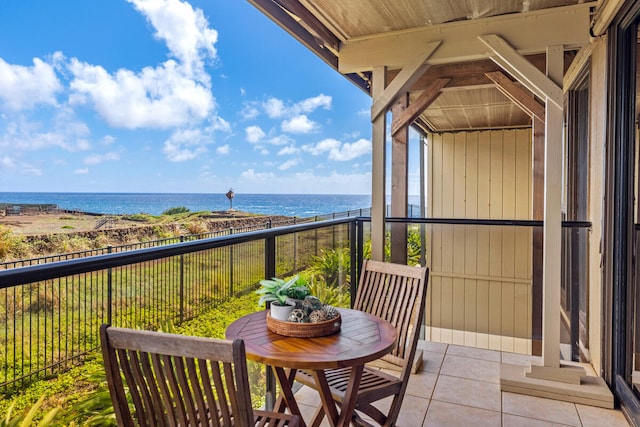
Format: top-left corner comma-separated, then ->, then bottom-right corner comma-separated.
0,0 -> 421,195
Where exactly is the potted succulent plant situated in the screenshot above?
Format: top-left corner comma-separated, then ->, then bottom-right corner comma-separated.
255,275 -> 309,320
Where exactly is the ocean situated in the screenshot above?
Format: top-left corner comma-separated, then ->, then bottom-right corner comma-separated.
0,192 -> 423,218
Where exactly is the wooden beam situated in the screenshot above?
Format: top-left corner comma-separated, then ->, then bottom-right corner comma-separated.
478,34 -> 564,109
390,94 -> 409,265
563,42 -> 594,92
485,71 -> 545,120
275,0 -> 340,52
370,66 -> 387,262
391,78 -> 449,136
541,44 -> 564,369
387,52 -> 576,93
371,41 -> 441,121
339,3 -> 592,72
248,0 -> 338,68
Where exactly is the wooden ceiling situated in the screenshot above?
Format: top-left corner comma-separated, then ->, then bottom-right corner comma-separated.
248,0 -> 594,133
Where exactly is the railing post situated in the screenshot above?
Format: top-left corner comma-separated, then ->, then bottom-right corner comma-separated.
350,220 -> 358,308
264,235 -> 277,410
107,246 -> 112,325
179,236 -> 185,324
229,228 -> 234,296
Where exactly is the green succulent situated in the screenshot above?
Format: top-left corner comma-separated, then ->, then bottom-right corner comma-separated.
255,275 -> 308,306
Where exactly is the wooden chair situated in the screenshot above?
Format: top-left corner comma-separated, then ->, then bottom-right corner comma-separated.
295,260 -> 429,427
100,324 -> 301,427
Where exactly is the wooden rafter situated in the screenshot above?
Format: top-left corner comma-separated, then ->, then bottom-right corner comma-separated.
248,0 -> 338,68
485,71 -> 545,120
391,78 -> 450,136
478,34 -> 563,109
371,41 -> 441,121
275,0 -> 340,51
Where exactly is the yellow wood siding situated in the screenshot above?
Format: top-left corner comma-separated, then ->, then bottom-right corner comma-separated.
426,129 -> 533,353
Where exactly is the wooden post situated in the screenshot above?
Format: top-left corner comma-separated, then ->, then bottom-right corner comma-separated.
391,94 -> 409,264
371,66 -> 387,262
541,44 -> 564,369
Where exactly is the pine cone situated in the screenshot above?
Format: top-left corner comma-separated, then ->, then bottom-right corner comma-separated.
323,305 -> 339,320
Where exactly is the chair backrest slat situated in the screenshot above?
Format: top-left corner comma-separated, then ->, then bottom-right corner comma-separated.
101,325 -> 257,426
354,260 -> 429,369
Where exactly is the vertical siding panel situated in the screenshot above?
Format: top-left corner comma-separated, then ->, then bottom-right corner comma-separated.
440,134 -> 455,343
488,131 -> 503,351
465,132 -> 479,346
476,280 -> 489,348
489,280 -> 502,350
515,129 -> 532,280
452,133 -> 466,344
429,134 -> 442,339
502,282 -> 515,352
476,132 -> 492,347
478,132 -> 491,219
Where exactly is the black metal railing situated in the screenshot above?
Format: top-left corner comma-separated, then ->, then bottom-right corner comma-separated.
0,217 -> 357,392
0,213 -> 591,393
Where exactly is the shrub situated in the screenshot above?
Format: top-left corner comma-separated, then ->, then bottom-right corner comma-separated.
162,206 -> 190,215
309,248 -> 350,287
0,395 -> 60,427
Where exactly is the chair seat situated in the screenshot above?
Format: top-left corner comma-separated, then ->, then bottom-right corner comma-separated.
254,410 -> 300,426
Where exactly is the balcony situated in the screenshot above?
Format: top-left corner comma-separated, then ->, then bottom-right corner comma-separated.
294,342 -> 629,426
0,215 -> 629,424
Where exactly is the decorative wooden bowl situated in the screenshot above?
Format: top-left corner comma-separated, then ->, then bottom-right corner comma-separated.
266,311 -> 341,337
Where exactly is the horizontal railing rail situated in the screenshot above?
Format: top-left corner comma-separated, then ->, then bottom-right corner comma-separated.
0,218 -> 357,289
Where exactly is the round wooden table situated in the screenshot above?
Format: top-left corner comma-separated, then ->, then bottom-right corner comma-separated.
226,308 -> 397,427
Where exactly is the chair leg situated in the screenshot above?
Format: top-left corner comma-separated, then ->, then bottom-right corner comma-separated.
310,405 -> 326,427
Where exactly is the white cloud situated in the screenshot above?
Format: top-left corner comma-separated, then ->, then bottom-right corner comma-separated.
279,159 -> 298,170
0,113 -> 91,152
278,146 -> 299,156
303,138 -> 371,161
101,135 -> 116,146
217,144 -> 230,154
295,94 -> 331,114
240,168 -> 275,181
245,125 -> 265,143
0,156 -> 42,176
268,135 -> 294,146
74,168 -> 89,174
328,138 -> 371,161
302,138 -> 340,155
263,98 -> 286,118
211,116 -> 231,132
240,102 -> 260,120
0,57 -> 61,110
238,169 -> 371,194
263,94 -> 331,119
281,115 -> 318,134
1,156 -> 14,168
127,0 -> 218,77
84,152 -> 120,165
162,128 -> 209,162
68,59 -> 214,129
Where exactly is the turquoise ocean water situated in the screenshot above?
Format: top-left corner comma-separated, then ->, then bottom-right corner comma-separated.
0,192 -> 421,218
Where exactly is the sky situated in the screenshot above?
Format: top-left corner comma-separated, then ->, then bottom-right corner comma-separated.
0,0 -> 422,195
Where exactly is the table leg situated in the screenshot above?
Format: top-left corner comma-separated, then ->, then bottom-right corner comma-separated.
336,364 -> 364,427
271,367 -> 307,427
308,365 -> 364,427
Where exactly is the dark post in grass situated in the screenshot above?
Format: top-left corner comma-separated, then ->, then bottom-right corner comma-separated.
225,188 -> 235,211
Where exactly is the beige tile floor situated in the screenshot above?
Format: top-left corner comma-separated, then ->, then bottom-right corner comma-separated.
291,340 -> 631,427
